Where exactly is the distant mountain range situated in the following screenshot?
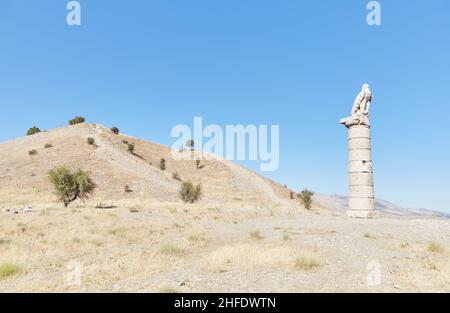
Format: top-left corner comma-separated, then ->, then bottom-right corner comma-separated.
316,194 -> 450,219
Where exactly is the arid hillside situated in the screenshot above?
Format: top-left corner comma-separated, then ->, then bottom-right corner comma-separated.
0,123 -> 293,209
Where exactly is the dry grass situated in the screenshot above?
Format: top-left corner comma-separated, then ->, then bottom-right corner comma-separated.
160,243 -> 184,256
0,238 -> 11,246
0,263 -> 21,280
249,230 -> 264,240
294,255 -> 320,271
188,234 -> 204,242
400,242 -> 410,248
364,233 -> 376,239
129,207 -> 139,213
206,244 -> 303,272
428,242 -> 444,254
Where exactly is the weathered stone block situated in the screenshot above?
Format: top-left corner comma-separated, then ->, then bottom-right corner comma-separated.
349,197 -> 375,210
348,137 -> 371,150
346,210 -> 376,219
349,173 -> 374,186
348,149 -> 372,162
348,160 -> 373,173
348,125 -> 370,139
349,185 -> 375,198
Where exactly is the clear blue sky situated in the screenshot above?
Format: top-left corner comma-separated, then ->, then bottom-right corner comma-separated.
1,1 -> 449,213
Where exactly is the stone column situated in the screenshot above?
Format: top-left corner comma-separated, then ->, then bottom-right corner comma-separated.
346,124 -> 375,218
340,83 -> 376,218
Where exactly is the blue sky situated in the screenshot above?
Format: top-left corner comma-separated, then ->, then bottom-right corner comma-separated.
0,0 -> 449,213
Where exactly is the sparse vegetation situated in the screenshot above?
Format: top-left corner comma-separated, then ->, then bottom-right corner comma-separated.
0,263 -> 21,280
0,238 -> 11,245
160,158 -> 166,171
400,242 -> 410,248
44,143 -> 53,149
298,189 -> 314,210
428,242 -> 444,254
364,233 -> 376,239
110,127 -> 119,134
87,137 -> 95,145
28,149 -> 38,156
186,139 -> 195,151
129,207 -> 139,213
295,256 -> 320,271
160,243 -> 183,256
127,143 -> 135,153
172,172 -> 181,181
69,116 -> 85,125
48,167 -> 96,207
26,126 -> 41,136
179,182 -> 202,203
195,159 -> 204,169
249,230 -> 264,240
188,234 -> 203,242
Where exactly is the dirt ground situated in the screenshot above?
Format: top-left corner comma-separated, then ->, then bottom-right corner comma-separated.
1,203 -> 449,293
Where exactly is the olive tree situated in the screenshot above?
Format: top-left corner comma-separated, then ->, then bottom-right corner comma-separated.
48,167 -> 96,207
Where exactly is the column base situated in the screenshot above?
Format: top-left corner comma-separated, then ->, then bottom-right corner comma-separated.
346,210 -> 376,219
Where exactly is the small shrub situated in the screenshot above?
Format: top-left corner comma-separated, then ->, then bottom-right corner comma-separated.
110,127 -> 119,134
172,172 -> 181,181
0,263 -> 20,279
26,126 -> 41,136
69,116 -> 85,125
28,149 -> 38,156
160,243 -> 183,256
0,238 -> 11,245
188,234 -> 203,242
195,159 -> 205,169
290,192 -> 295,200
298,189 -> 314,210
124,185 -> 132,193
179,182 -> 202,203
48,167 -> 96,207
295,256 -> 320,271
282,233 -> 290,241
44,143 -> 53,149
127,143 -> 135,153
122,139 -> 128,145
129,207 -> 139,213
186,139 -> 195,151
249,230 -> 263,240
428,242 -> 444,254
400,242 -> 410,249
87,137 -> 95,145
160,158 -> 166,171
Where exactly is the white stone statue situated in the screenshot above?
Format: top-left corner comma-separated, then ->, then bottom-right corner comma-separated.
340,83 -> 373,127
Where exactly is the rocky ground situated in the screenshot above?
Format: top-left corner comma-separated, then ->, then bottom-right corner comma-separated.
1,203 -> 449,292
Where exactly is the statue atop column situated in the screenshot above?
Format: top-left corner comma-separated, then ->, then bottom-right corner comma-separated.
340,83 -> 376,218
340,83 -> 373,127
